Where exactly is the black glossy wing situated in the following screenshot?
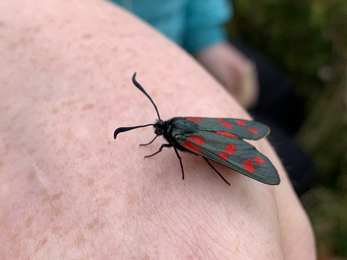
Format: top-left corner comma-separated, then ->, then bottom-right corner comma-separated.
175,125 -> 280,185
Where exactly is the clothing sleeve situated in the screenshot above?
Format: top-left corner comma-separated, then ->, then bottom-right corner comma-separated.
184,0 -> 233,54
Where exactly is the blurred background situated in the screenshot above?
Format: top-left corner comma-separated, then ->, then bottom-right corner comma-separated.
226,0 -> 346,257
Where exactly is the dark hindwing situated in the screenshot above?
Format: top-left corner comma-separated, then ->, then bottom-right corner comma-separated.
175,120 -> 279,185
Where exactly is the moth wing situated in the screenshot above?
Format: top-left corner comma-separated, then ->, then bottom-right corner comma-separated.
185,117 -> 269,140
176,130 -> 280,185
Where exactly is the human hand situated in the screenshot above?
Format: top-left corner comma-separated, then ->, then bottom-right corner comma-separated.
195,41 -> 259,109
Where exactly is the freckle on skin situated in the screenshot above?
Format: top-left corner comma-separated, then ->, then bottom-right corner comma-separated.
87,218 -> 100,230
41,195 -> 50,204
0,160 -> 4,167
2,126 -> 11,132
27,149 -> 36,155
61,100 -> 77,107
99,198 -> 112,208
75,233 -> 87,246
8,42 -> 17,50
30,58 -> 38,65
82,33 -> 93,39
81,68 -> 90,75
27,171 -> 36,182
87,178 -> 94,186
65,131 -> 73,139
1,105 -> 10,110
82,104 -> 94,110
36,120 -> 48,128
52,192 -> 62,201
50,107 -> 59,114
25,216 -> 33,227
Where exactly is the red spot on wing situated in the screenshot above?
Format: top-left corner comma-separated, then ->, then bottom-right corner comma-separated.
187,135 -> 205,145
215,118 -> 223,121
225,143 -> 236,154
218,151 -> 228,161
247,127 -> 259,135
254,156 -> 265,165
186,117 -> 203,122
215,131 -> 238,139
242,159 -> 255,173
181,140 -> 203,155
221,121 -> 233,129
236,120 -> 247,126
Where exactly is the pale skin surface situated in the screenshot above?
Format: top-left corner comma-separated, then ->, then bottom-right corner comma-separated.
0,0 -> 316,259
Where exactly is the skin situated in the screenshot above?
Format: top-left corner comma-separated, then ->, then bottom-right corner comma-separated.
0,0 -> 316,259
195,41 -> 259,109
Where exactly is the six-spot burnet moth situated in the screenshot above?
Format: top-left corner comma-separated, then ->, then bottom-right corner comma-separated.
114,73 -> 280,185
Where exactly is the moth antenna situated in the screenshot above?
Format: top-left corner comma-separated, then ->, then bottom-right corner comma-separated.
114,124 -> 153,139
132,73 -> 161,120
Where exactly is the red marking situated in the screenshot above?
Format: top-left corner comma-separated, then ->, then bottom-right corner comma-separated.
242,159 -> 254,173
218,151 -> 228,161
186,117 -> 203,122
181,140 -> 203,154
225,143 -> 236,154
187,135 -> 205,145
215,131 -> 238,139
247,127 -> 259,135
236,120 -> 247,126
221,121 -> 233,129
254,156 -> 265,165
215,118 -> 223,121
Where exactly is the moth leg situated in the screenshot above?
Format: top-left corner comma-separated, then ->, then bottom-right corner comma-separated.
140,135 -> 159,146
173,147 -> 185,180
144,143 -> 172,158
203,158 -> 230,186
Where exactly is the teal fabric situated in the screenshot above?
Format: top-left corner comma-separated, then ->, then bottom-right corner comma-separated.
110,0 -> 232,53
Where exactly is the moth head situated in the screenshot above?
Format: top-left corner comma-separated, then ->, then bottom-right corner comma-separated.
153,119 -> 169,136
